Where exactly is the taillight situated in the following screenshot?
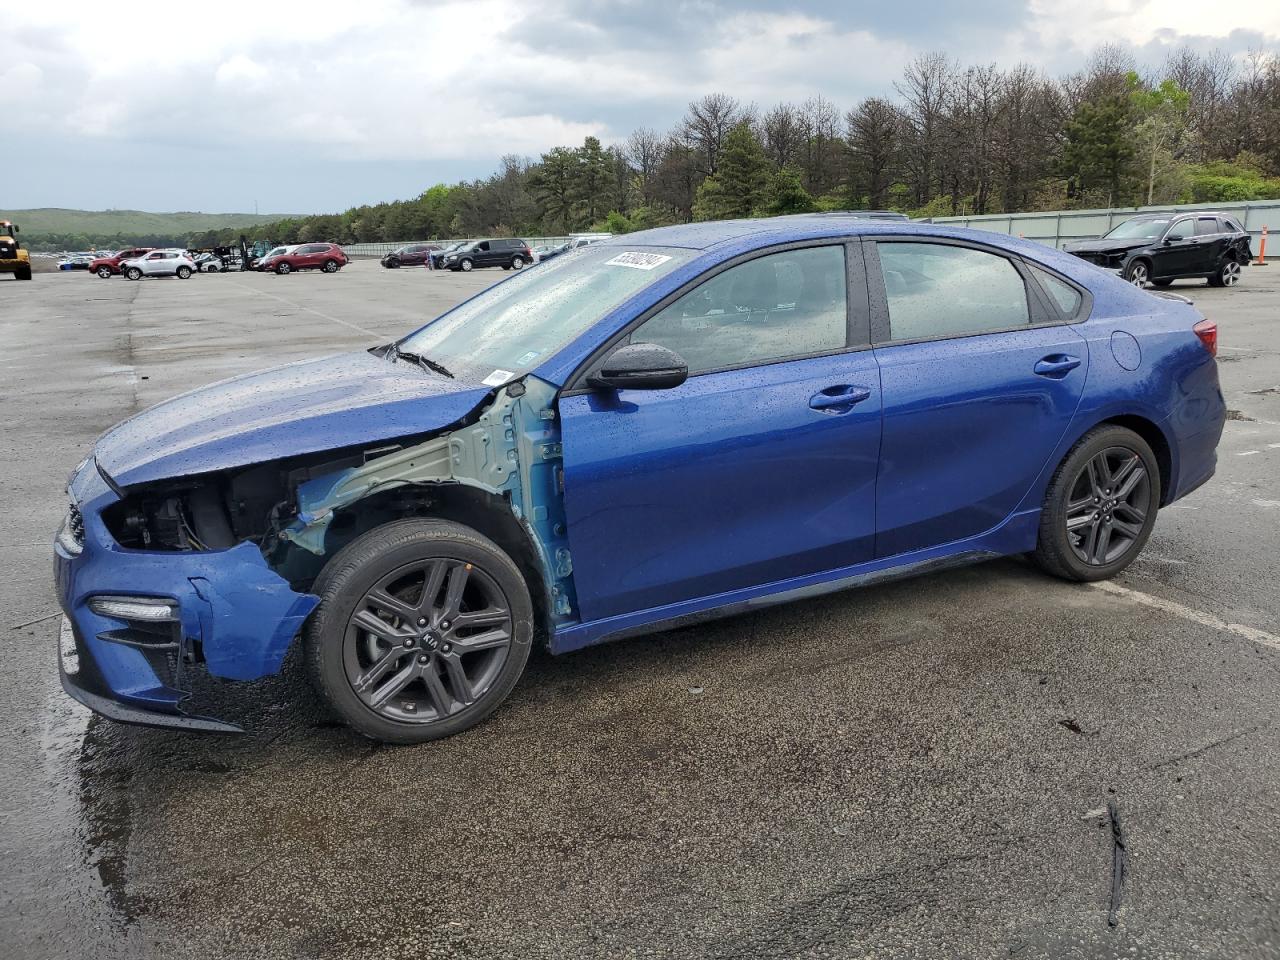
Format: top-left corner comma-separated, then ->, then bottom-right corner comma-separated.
1193,319 -> 1217,357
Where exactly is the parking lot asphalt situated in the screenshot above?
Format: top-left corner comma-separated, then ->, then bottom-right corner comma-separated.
1,259 -> 1278,959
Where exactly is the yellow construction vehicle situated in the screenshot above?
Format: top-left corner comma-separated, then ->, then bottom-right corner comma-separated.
1,220 -> 32,280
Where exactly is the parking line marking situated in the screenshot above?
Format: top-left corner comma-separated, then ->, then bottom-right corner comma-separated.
1091,581 -> 1280,652
1238,450 -> 1261,456
223,281 -> 382,338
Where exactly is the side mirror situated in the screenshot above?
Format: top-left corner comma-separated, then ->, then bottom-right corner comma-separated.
1163,237 -> 1173,245
589,342 -> 689,391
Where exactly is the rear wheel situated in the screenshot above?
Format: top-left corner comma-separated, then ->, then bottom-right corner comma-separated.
96,266 -> 113,279
276,262 -> 292,275
304,519 -> 534,744
1032,425 -> 1160,582
1125,260 -> 1150,288
323,259 -> 340,273
1209,259 -> 1242,288
511,255 -> 525,270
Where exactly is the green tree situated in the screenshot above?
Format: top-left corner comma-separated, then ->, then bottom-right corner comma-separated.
762,166 -> 815,215
1061,92 -> 1136,206
574,136 -> 613,227
692,122 -> 768,220
1130,73 -> 1190,204
531,147 -> 580,231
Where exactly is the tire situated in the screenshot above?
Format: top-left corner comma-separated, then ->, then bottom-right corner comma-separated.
1152,278 -> 1173,287
176,266 -> 192,279
304,519 -> 534,744
459,258 -> 473,272
1032,425 -> 1161,582
1208,258 -> 1242,288
385,259 -> 400,269
1124,260 -> 1150,288
96,266 -> 113,279
511,256 -> 524,270
322,259 -> 340,273
276,262 -> 292,275
125,267 -> 142,281
205,263 -> 221,273
17,266 -> 32,281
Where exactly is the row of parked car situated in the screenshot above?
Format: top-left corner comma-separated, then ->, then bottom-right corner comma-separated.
76,242 -> 351,279
379,235 -> 611,272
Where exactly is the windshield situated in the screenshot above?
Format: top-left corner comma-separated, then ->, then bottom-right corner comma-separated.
399,245 -> 690,381
1105,218 -> 1170,240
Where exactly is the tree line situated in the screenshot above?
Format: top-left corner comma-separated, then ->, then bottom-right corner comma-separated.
180,45 -> 1280,249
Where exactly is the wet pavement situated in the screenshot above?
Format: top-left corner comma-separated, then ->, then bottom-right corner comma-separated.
2,260 -> 1278,959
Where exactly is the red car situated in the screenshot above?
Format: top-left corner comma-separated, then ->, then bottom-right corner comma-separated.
260,242 -> 349,275
90,248 -> 154,278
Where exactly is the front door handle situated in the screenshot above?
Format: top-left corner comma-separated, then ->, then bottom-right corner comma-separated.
1034,354 -> 1082,378
809,384 -> 872,411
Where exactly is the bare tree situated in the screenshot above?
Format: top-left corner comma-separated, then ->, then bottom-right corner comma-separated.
626,127 -> 664,205
761,102 -> 804,171
846,98 -> 902,209
682,93 -> 746,177
896,52 -> 954,206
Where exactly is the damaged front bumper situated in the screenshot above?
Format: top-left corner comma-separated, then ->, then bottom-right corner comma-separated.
54,460 -> 319,733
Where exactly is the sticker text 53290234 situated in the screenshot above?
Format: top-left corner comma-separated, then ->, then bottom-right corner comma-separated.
605,252 -> 674,270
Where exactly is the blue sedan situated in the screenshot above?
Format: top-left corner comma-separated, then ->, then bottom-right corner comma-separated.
54,216 -> 1225,742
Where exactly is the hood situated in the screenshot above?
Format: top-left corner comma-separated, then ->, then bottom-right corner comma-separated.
95,350 -> 494,487
1062,238 -> 1151,255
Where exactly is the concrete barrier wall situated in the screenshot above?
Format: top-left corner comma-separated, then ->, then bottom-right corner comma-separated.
926,199 -> 1279,258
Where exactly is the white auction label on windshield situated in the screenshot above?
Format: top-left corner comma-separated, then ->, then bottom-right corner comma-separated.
605,252 -> 673,270
482,369 -> 514,386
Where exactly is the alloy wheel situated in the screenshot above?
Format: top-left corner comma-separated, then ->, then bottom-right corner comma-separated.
96,267 -> 112,278
1064,446 -> 1152,566
1222,260 -> 1241,286
1128,263 -> 1149,287
342,558 -> 514,724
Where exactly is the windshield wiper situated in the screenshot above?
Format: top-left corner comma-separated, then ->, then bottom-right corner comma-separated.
394,348 -> 454,379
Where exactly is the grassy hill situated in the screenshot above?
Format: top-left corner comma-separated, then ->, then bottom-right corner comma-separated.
0,208 -> 297,250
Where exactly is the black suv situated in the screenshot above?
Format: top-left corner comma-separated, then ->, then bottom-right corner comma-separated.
1064,212 -> 1253,288
442,238 -> 533,272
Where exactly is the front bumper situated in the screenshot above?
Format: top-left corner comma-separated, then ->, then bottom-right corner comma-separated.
55,460 -> 319,732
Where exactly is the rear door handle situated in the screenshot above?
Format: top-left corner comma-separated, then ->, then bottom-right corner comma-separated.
1033,354 -> 1082,378
809,385 -> 872,411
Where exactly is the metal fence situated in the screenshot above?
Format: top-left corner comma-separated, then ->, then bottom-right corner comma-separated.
343,237 -> 579,259
927,199 -> 1278,256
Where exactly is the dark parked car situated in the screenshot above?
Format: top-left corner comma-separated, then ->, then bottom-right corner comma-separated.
55,217 -> 1224,744
260,243 -> 349,275
1064,212 -> 1253,288
429,241 -> 470,269
381,243 -> 441,269
441,238 -> 532,272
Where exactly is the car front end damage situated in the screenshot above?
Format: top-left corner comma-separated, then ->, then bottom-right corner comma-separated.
54,375 -> 576,734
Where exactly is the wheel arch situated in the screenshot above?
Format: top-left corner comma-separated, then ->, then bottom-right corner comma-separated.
1095,413 -> 1174,506
314,484 -> 554,643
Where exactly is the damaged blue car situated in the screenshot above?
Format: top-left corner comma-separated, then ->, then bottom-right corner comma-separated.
54,216 -> 1226,743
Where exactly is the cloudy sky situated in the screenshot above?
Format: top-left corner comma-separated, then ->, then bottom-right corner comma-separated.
4,0 -> 1279,214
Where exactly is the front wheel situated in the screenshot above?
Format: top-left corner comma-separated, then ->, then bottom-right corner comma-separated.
1032,425 -> 1160,582
459,258 -> 473,272
1209,259 -> 1242,288
276,262 -> 292,275
96,266 -> 113,279
1125,260 -> 1150,288
304,519 -> 534,744
176,266 -> 192,279
125,267 -> 142,280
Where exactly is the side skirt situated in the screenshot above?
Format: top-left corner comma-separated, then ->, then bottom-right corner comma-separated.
551,509 -> 1041,654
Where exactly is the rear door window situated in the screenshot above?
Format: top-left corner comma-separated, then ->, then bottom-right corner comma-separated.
876,242 -> 1030,341
1195,217 -> 1219,236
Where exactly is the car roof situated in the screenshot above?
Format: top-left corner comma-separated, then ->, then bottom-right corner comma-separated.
609,215 -> 1071,256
